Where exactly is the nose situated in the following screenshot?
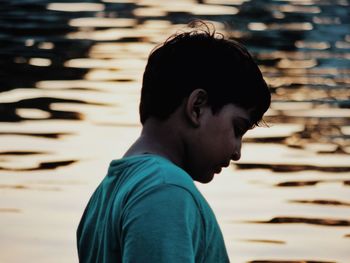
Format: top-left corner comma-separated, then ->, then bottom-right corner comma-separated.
231,150 -> 241,161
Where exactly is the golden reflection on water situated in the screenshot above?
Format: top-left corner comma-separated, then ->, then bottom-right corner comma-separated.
28,58 -> 52,67
69,18 -> 135,28
137,2 -> 240,16
0,0 -> 350,262
248,22 -> 313,31
278,4 -> 321,14
242,239 -> 286,245
47,2 -> 105,12
248,261 -> 336,263
277,58 -> 317,69
16,108 -> 51,120
295,41 -> 330,50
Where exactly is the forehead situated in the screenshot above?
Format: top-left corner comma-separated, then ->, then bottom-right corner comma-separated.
217,104 -> 254,129
220,104 -> 251,120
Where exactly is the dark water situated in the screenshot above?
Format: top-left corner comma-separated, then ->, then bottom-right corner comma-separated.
0,0 -> 349,262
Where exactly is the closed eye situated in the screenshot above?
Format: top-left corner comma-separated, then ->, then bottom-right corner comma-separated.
234,126 -> 245,137
234,121 -> 254,137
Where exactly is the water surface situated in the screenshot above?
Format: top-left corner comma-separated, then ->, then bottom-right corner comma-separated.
0,0 -> 349,262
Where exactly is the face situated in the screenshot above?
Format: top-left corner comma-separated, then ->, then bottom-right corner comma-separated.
186,104 -> 253,183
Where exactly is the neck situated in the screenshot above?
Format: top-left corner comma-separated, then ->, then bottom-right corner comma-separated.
123,117 -> 186,169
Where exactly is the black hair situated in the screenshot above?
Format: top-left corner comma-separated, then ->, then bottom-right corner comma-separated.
139,21 -> 271,126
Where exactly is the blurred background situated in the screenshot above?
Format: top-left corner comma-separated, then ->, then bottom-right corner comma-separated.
0,0 -> 349,262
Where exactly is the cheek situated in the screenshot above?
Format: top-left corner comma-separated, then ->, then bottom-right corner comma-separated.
224,130 -> 240,153
233,137 -> 244,154
222,127 -> 236,146
210,132 -> 234,158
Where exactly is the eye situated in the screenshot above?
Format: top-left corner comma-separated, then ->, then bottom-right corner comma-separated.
233,118 -> 252,137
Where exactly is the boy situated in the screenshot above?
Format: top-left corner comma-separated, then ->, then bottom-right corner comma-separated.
77,22 -> 271,262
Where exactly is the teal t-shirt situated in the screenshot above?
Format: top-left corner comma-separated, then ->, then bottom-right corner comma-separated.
77,154 -> 229,263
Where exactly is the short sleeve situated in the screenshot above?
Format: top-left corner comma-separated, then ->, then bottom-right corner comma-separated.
120,185 -> 204,263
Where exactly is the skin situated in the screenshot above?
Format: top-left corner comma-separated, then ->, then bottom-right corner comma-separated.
124,89 -> 254,183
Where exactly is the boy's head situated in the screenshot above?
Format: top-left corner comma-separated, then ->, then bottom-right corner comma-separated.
138,21 -> 271,183
139,21 -> 271,127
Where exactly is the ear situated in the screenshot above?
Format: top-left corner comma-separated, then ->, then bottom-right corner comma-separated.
185,89 -> 208,127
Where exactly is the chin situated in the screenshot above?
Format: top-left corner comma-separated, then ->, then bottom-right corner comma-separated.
194,173 -> 215,184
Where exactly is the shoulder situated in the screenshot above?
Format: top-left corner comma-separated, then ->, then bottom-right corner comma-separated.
112,154 -> 206,218
111,154 -> 197,192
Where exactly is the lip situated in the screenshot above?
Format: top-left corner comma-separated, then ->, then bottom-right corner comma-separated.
214,167 -> 222,174
214,162 -> 230,174
223,161 -> 230,168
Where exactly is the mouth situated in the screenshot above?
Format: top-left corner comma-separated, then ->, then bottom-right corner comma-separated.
214,166 -> 222,174
223,161 -> 230,168
214,162 -> 230,174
